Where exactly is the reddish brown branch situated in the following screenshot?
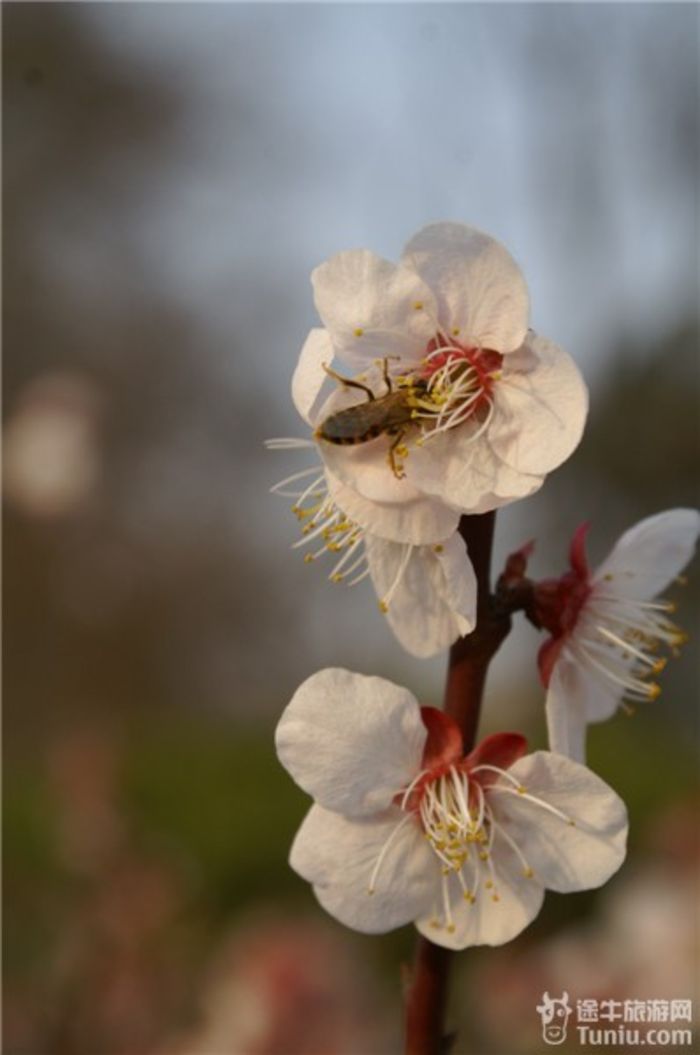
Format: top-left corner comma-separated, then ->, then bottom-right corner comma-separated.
404,512 -> 511,1055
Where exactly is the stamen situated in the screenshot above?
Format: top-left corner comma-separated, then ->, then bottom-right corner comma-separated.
574,641 -> 660,700
264,437 -> 316,450
471,764 -> 523,790
490,815 -> 535,878
489,784 -> 575,825
379,543 -> 414,613
270,465 -> 324,495
441,873 -> 456,933
399,769 -> 430,810
367,813 -> 414,894
594,625 -> 667,669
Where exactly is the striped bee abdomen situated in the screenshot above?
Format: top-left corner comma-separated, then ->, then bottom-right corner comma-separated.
316,394 -> 413,446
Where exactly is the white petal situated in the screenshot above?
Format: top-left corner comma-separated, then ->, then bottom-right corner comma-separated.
292,329 -> 335,426
402,223 -> 529,353
436,532 -> 478,631
553,641 -> 624,727
593,508 -> 700,601
489,335 -> 588,475
275,669 -> 426,817
291,804 -> 437,933
320,431 -> 426,505
365,534 -> 476,658
493,751 -> 628,894
312,249 -> 437,367
327,471 -> 460,546
404,422 -> 543,513
416,848 -> 545,949
544,655 -> 593,762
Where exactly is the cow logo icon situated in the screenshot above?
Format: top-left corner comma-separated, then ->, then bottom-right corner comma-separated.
536,991 -> 573,1045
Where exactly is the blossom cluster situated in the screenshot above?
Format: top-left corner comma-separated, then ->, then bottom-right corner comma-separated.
268,223 -> 698,951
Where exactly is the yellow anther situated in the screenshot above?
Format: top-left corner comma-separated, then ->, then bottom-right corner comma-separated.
652,658 -> 667,674
291,505 -> 300,515
303,554 -> 315,564
413,301 -> 424,310
433,544 -> 444,554
451,327 -> 460,336
378,600 -> 389,614
603,573 -> 614,581
442,867 -> 451,876
485,880 -> 493,890
479,851 -> 489,861
648,683 -> 662,700
491,894 -> 500,903
446,924 -> 456,933
567,819 -> 576,827
523,868 -> 534,879
429,920 -> 441,929
517,786 -> 526,794
367,887 -> 375,896
354,327 -> 364,337
331,574 -> 344,583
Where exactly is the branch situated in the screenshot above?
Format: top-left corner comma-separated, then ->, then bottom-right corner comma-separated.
404,511 -> 511,1055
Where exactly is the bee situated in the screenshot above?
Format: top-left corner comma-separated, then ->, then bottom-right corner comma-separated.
315,358 -> 426,479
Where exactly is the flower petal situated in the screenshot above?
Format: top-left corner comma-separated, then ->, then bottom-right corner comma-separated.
291,803 -> 436,933
544,655 -> 591,762
292,328 -> 335,425
275,669 -> 426,817
320,431 -> 425,504
489,335 -> 588,475
365,534 -> 476,658
593,508 -> 700,601
551,643 -> 625,726
327,471 -> 460,546
312,249 -> 437,367
404,421 -> 543,513
416,849 -> 545,949
493,751 -> 628,893
435,531 -> 479,631
402,223 -> 529,353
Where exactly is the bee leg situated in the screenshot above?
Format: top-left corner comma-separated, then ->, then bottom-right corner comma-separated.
387,429 -> 408,480
378,356 -> 401,396
322,363 -> 375,402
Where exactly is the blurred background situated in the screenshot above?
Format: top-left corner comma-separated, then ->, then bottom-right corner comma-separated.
4,4 -> 698,1053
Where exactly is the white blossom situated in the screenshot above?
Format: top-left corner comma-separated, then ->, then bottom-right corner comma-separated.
539,510 -> 700,762
276,669 -> 628,950
293,223 -> 588,520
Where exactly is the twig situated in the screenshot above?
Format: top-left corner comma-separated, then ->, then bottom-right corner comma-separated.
404,512 -> 511,1055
